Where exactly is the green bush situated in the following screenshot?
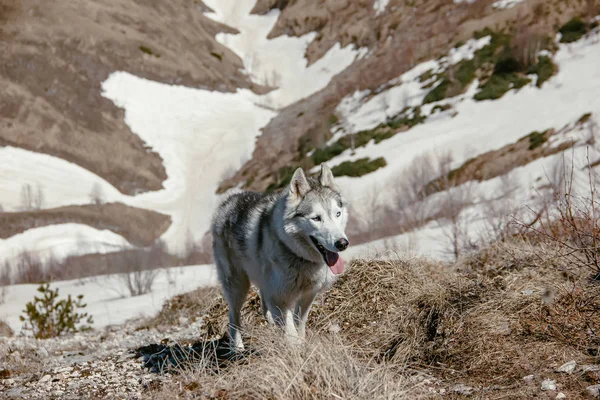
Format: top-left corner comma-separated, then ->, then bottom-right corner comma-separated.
423,79 -> 450,104
527,56 -> 556,87
528,130 -> 548,150
474,74 -> 531,101
493,56 -> 522,75
455,60 -> 476,87
311,142 -> 348,165
20,283 -> 93,339
559,18 -> 587,43
331,157 -> 387,178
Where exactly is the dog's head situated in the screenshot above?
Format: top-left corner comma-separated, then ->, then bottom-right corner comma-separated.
284,163 -> 349,274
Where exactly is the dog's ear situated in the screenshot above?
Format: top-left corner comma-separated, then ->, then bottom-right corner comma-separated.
319,163 -> 339,191
290,168 -> 311,198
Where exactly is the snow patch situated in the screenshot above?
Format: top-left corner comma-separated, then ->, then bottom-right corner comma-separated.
0,264 -> 217,332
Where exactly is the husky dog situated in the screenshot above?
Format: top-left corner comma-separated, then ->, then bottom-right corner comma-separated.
212,163 -> 349,350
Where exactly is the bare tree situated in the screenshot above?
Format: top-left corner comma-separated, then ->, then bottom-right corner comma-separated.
20,184 -> 33,211
116,249 -> 160,297
439,181 -> 476,260
14,250 -> 47,284
0,263 -> 11,304
89,183 -> 105,205
33,184 -> 44,210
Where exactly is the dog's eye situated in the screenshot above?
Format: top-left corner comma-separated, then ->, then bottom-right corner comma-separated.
312,216 -> 322,222
336,211 -> 341,218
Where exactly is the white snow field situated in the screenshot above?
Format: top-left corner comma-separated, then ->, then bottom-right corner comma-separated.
0,224 -> 132,266
0,264 -> 217,333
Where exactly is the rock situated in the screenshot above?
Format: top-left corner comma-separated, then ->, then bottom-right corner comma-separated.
556,360 -> 577,374
556,393 -> 566,399
39,374 -> 52,383
523,374 -> 535,382
452,383 -> 474,395
0,320 -> 13,338
587,385 -> 600,397
581,365 -> 600,372
541,379 -> 556,391
37,347 -> 49,358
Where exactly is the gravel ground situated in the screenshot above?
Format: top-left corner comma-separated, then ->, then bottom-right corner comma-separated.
0,317 -> 208,399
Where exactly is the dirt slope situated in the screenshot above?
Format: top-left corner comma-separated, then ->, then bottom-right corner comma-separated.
0,0 -> 257,195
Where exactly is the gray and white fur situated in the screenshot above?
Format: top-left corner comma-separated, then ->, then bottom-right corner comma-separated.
211,163 -> 350,350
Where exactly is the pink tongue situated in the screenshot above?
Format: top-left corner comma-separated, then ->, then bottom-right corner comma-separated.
325,251 -> 345,275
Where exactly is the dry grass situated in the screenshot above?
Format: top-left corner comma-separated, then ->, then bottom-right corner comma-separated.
0,202 -> 171,247
149,329 -> 425,400
149,237 -> 600,398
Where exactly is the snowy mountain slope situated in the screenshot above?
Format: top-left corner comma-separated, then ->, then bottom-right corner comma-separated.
0,0 -> 365,260
331,34 -> 600,215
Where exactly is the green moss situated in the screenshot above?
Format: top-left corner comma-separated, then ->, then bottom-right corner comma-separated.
266,166 -> 297,192
493,56 -> 522,75
528,130 -> 549,150
474,74 -> 531,101
578,113 -> 592,124
474,27 -> 494,40
311,107 -> 425,165
328,114 -> 339,126
418,69 -> 435,83
139,45 -> 160,58
423,78 -> 450,104
387,107 -> 426,128
455,59 -> 476,87
331,157 -> 387,178
210,51 -> 223,61
432,104 -> 452,113
527,56 -> 556,87
312,142 -> 347,165
559,18 -> 588,43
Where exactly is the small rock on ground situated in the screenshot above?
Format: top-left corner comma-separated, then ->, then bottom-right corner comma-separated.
541,379 -> 557,391
556,393 -> 566,399
556,360 -> 577,374
588,385 -> 600,397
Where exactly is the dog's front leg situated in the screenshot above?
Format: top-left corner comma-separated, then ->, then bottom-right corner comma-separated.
294,291 -> 318,339
267,301 -> 301,344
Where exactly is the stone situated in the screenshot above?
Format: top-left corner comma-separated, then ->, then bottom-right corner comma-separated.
556,360 -> 577,374
452,383 -> 474,395
39,374 -> 52,383
523,374 -> 535,382
587,385 -> 600,397
541,379 -> 556,391
556,393 -> 566,399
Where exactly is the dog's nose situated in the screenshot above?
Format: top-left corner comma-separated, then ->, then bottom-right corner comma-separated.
335,238 -> 349,251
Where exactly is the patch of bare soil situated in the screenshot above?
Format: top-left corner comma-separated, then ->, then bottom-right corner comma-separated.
0,0 -> 258,195
0,203 -> 170,246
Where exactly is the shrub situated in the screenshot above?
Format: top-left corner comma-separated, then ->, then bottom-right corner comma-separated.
493,56 -> 522,75
423,78 -> 450,104
527,56 -> 556,87
528,130 -> 548,150
559,18 -> 588,43
19,283 -> 93,339
474,74 -> 531,101
311,142 -> 348,165
331,157 -> 387,178
455,59 -> 476,87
